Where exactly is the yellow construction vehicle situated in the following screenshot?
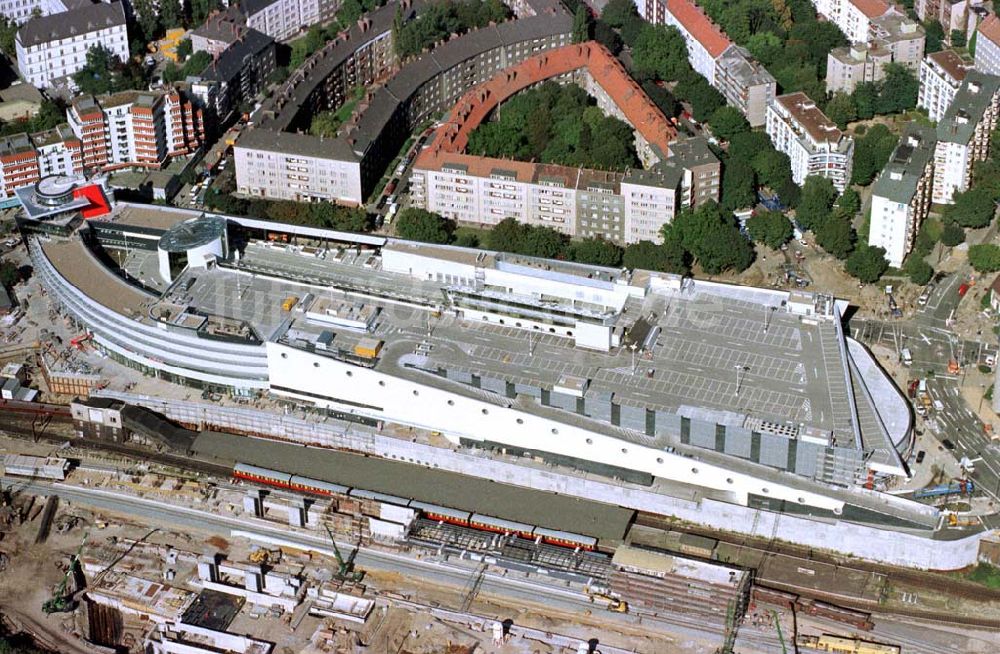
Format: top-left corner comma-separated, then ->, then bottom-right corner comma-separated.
586,588 -> 629,613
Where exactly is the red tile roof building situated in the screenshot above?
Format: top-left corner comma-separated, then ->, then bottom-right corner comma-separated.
636,0 -> 775,126
975,14 -> 1000,77
411,42 -> 720,245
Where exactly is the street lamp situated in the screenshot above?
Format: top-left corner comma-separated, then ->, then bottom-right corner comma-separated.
734,365 -> 750,398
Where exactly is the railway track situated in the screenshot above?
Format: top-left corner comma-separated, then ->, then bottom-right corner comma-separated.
2,405 -> 1000,631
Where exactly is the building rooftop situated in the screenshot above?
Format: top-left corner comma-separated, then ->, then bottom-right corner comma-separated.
17,1 -> 125,47
236,127 -> 359,161
666,0 -> 731,58
197,27 -> 273,84
190,13 -> 245,45
978,13 -> 1000,48
872,123 -> 936,205
926,49 -> 972,83
717,45 -> 776,87
850,0 -> 889,20
937,71 -> 1000,145
774,92 -> 846,147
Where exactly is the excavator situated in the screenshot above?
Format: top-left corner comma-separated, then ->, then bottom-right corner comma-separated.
323,524 -> 364,583
43,531 -> 88,614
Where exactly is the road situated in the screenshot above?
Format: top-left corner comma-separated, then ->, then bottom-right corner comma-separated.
17,478 -> 740,653
850,268 -> 1000,509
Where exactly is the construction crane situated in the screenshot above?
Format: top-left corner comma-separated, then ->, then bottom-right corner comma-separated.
323,524 -> 364,583
43,531 -> 88,614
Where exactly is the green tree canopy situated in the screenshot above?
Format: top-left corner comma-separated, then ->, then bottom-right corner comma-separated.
0,260 -> 18,288
969,244 -> 1000,273
825,92 -> 857,130
944,187 -> 996,229
708,106 -> 750,142
601,0 -> 639,29
721,158 -> 756,211
622,236 -> 690,274
667,201 -> 755,274
395,0 -> 510,58
845,245 -> 889,282
875,64 -> 919,115
485,217 -> 568,258
903,255 -> 934,285
746,210 -> 793,249
815,214 -> 856,259
570,238 -> 623,267
835,187 -> 861,216
940,221 -> 966,246
924,20 -> 945,53
675,71 -> 726,122
572,5 -> 592,43
395,208 -> 455,244
795,176 -> 837,231
851,123 -> 898,186
632,24 -> 692,81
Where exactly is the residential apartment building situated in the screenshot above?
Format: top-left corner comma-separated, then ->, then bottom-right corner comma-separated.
918,49 -> 972,122
975,13 -> 1000,76
0,0 -> 74,25
191,28 -> 276,125
16,1 -> 128,89
869,124 -> 936,267
933,71 -> 1000,204
408,137 -> 719,245
916,0 -> 981,37
235,129 -> 363,204
766,92 -> 855,192
235,0 -> 338,41
810,0 -> 892,44
0,126 -> 81,198
190,13 -> 246,56
633,0 -> 775,126
66,87 -> 206,174
826,14 -> 925,95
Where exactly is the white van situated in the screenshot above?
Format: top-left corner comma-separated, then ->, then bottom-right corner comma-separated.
901,348 -> 912,366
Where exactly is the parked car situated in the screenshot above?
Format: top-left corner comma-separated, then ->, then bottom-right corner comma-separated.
915,450 -> 926,464
942,439 -> 956,450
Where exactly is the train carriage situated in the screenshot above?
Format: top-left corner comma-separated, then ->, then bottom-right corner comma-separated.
470,513 -> 535,539
288,475 -> 350,497
409,500 -> 472,526
233,463 -> 292,487
533,526 -> 597,551
348,487 -> 411,506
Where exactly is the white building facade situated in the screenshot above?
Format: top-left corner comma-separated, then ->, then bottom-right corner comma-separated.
918,49 -> 972,122
975,14 -> 1000,77
932,72 -> 1000,204
15,1 -> 128,89
810,0 -> 892,44
765,92 -> 855,193
869,124 -> 936,268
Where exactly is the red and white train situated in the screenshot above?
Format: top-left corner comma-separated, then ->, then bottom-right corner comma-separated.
233,462 -> 598,551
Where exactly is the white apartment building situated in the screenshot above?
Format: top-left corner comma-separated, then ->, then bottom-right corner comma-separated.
634,0 -> 775,126
810,0 -> 892,44
869,124 -> 936,268
238,0 -> 335,41
16,1 -> 128,89
933,71 -> 1000,204
67,88 -> 206,173
235,129 -> 364,205
0,0 -> 71,25
975,14 -> 1000,76
918,49 -> 972,122
826,14 -> 924,95
766,93 -> 855,193
0,126 -> 81,198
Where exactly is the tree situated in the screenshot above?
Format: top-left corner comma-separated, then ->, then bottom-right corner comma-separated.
845,245 -> 889,282
622,237 -> 689,274
746,210 -> 793,249
795,176 -> 837,231
675,72 -> 726,122
669,201 -> 755,274
570,238 -> 622,266
940,221 -> 966,246
0,260 -> 17,288
853,82 -> 879,120
572,6 -> 592,43
835,187 -> 861,216
825,92 -> 857,130
721,158 -> 756,211
602,0 -> 639,29
632,25 -> 691,81
454,231 -> 480,248
642,81 -> 678,118
944,188 -> 995,228
160,0 -> 181,29
969,244 -> 1000,272
924,20 -> 945,54
176,38 -> 193,62
132,0 -> 160,42
950,29 -> 966,48
815,214 -> 856,259
708,106 -> 750,142
190,0 -> 222,25
904,255 -> 934,285
594,20 -> 623,55
875,64 -> 919,115
851,124 -> 897,186
0,16 -> 16,58
394,208 -> 455,244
